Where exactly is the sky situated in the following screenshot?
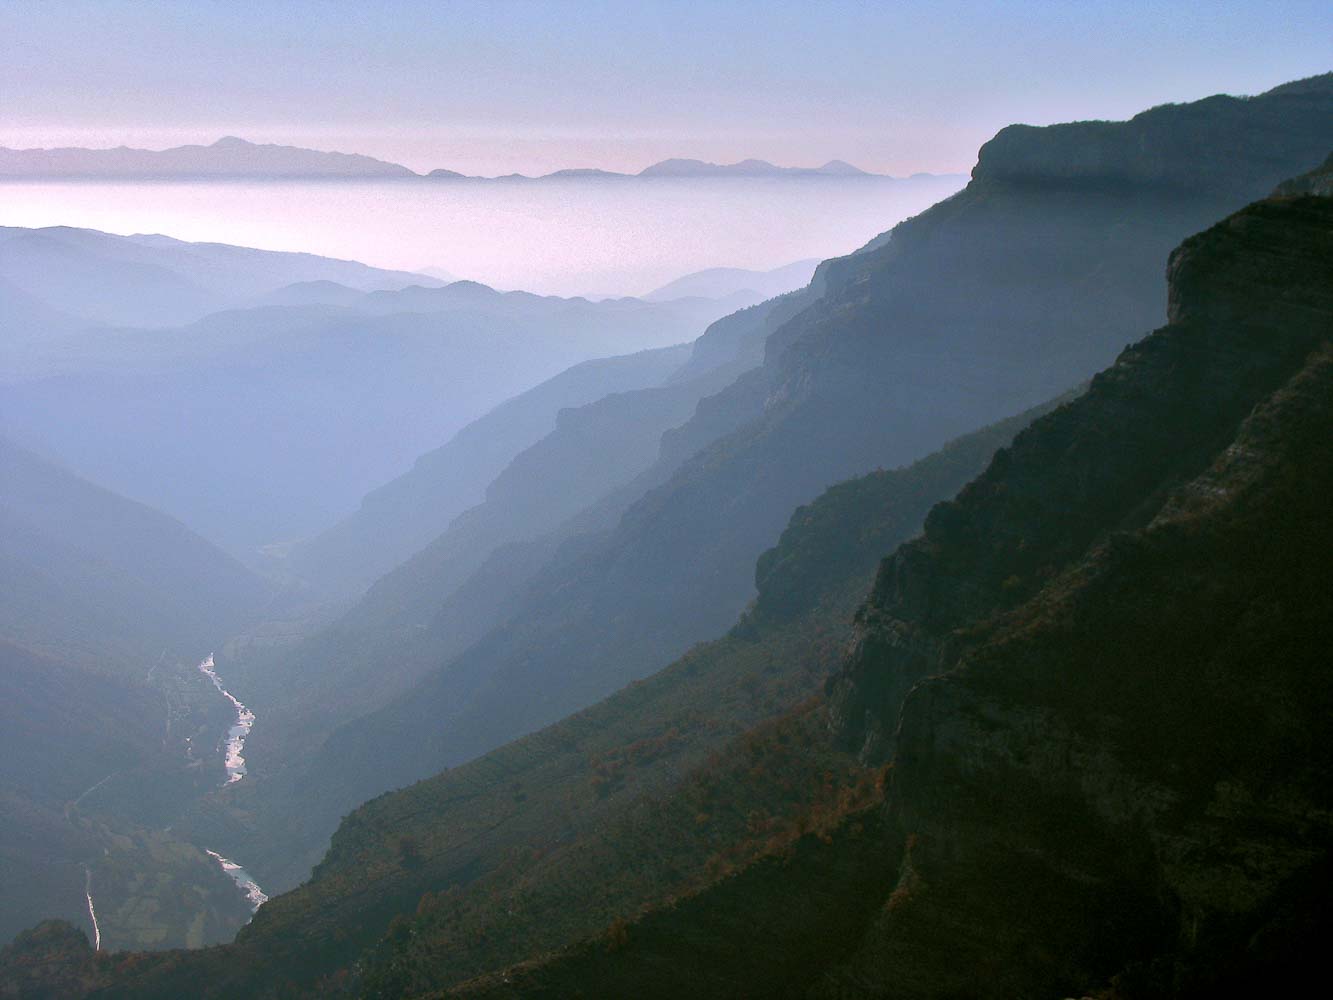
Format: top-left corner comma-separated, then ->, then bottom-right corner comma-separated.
2,0 -> 1330,176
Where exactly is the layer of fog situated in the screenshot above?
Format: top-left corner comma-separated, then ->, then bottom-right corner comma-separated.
0,175 -> 965,297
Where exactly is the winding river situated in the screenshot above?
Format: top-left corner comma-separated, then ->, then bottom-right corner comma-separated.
205,850 -> 269,912
196,655 -> 268,914
82,863 -> 101,950
197,654 -> 255,785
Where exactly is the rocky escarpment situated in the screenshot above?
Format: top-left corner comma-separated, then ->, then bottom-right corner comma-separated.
972,74 -> 1331,196
829,193 -> 1333,763
817,194 -> 1333,995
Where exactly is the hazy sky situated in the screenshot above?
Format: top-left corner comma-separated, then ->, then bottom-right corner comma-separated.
2,0 -> 1329,176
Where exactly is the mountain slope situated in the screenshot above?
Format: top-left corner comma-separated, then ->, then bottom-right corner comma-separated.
0,444 -> 271,950
0,641 -> 161,945
233,352 -> 742,744
643,259 -> 819,302
813,193 -> 1333,999
290,344 -> 691,595
3,283 -> 733,553
445,191 -> 1333,1000
0,225 -> 438,329
214,289 -> 823,884
268,74 -> 1333,835
0,437 -> 267,673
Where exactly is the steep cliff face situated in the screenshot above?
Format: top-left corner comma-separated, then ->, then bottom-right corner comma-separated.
816,194 -> 1333,996
829,349 -> 1333,998
829,193 -> 1333,763
762,77 -> 1331,455
971,76 -> 1331,195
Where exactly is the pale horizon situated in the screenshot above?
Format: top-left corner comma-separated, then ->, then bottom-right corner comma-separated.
4,1 -> 1328,178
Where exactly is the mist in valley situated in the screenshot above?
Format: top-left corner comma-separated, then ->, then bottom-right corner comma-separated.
2,2 -> 1331,997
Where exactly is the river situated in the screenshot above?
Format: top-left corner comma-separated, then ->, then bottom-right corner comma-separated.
197,654 -> 255,785
196,655 -> 268,914
205,850 -> 269,913
82,864 -> 101,951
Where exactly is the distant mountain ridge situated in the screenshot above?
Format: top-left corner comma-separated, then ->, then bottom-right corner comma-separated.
2,262 -> 740,553
288,343 -> 693,596
0,136 -> 930,181
0,225 -> 441,328
0,136 -> 415,178
643,259 -> 821,302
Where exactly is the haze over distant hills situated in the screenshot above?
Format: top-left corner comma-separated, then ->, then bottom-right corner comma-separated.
0,136 -> 943,182
27,71 -> 1332,998
0,225 -> 441,328
642,259 -> 821,302
0,226 -> 762,552
8,0 -> 1332,986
